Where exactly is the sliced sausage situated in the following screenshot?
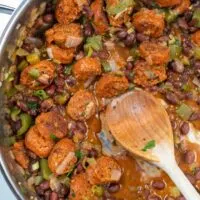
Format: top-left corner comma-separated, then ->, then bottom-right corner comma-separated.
48,138 -> 77,175
95,73 -> 129,98
67,90 -> 97,121
133,60 -> 167,87
12,141 -> 29,169
73,57 -> 102,81
20,60 -> 55,90
45,23 -> 83,48
139,41 -> 170,65
91,0 -> 109,34
55,0 -> 88,25
25,126 -> 55,158
132,9 -> 165,38
36,111 -> 68,139
86,156 -> 122,185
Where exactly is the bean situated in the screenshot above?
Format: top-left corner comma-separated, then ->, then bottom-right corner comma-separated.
41,99 -> 54,112
147,194 -> 161,200
26,96 -> 40,102
195,169 -> 200,180
45,85 -> 56,96
82,5 -> 93,19
88,148 -> 98,158
43,14 -> 54,23
65,76 -> 76,87
178,18 -> 188,30
124,33 -> 135,47
97,50 -> 110,60
165,92 -> 179,105
44,190 -> 51,200
22,42 -> 35,53
151,180 -> 165,190
107,183 -> 120,193
39,181 -> 50,191
84,23 -> 93,37
180,122 -> 189,135
35,17 -> 44,28
136,33 -> 149,42
176,196 -> 186,200
17,101 -> 29,112
76,121 -> 87,134
50,192 -> 59,200
186,174 -> 196,184
117,30 -> 128,39
35,185 -> 44,196
184,11 -> 193,22
59,184 -> 69,197
27,150 -> 38,160
126,62 -> 133,70
184,150 -> 195,164
189,112 -> 200,121
28,109 -> 38,116
76,163 -> 84,174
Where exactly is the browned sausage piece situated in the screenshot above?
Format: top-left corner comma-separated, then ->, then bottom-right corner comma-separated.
155,0 -> 181,7
86,156 -> 122,185
133,60 -> 167,87
174,0 -> 191,15
36,111 -> 68,139
48,138 -> 77,175
132,9 -> 165,38
55,0 -> 88,25
45,23 -> 83,48
12,141 -> 30,169
69,173 -> 96,200
20,60 -> 55,90
106,0 -> 134,27
139,41 -> 170,65
191,30 -> 200,46
67,90 -> 97,121
91,0 -> 109,34
25,126 -> 55,158
47,45 -> 75,64
73,57 -> 102,81
95,73 -> 129,98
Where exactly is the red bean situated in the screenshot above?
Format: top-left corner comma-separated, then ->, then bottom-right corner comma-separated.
147,194 -> 161,200
189,112 -> 200,121
35,186 -> 44,196
84,23 -> 94,37
76,163 -> 84,174
165,92 -> 179,105
180,122 -> 189,135
107,183 -> 120,193
117,30 -> 128,39
50,192 -> 59,200
151,180 -> 165,190
59,184 -> 69,197
43,14 -> 54,23
124,33 -> 136,47
136,33 -> 149,42
184,150 -> 195,164
88,148 -> 98,158
45,85 -> 56,96
44,190 -> 51,200
186,174 -> 196,185
39,181 -> 50,191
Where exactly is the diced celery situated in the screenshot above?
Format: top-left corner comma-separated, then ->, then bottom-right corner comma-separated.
102,61 -> 111,72
40,159 -> 52,180
26,53 -> 40,64
91,185 -> 104,197
84,35 -> 102,52
17,60 -> 29,71
176,103 -> 193,120
194,47 -> 200,60
170,44 -> 182,60
33,90 -> 49,100
32,161 -> 40,171
10,107 -> 21,121
165,10 -> 178,23
34,176 -> 43,186
28,68 -> 40,79
17,113 -> 32,135
193,8 -> 200,28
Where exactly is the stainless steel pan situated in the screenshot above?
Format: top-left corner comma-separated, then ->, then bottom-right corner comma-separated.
0,1 -> 48,199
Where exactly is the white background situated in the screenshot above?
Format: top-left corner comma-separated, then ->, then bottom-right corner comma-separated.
0,0 -> 22,199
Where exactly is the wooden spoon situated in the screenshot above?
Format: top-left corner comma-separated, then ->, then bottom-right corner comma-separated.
106,90 -> 200,200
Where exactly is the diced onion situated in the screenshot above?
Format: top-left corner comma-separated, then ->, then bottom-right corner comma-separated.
50,175 -> 61,192
47,48 -> 54,59
111,169 -> 122,181
56,152 -> 76,175
65,36 -> 83,48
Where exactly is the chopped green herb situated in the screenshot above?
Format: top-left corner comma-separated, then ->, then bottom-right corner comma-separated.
102,61 -> 111,72
106,0 -> 135,16
33,90 -> 49,100
84,36 -> 103,54
75,150 -> 83,160
28,68 -> 40,79
64,65 -> 73,75
176,103 -> 193,120
27,101 -> 39,110
169,39 -> 182,60
50,133 -> 59,141
66,168 -> 75,178
142,140 -> 156,152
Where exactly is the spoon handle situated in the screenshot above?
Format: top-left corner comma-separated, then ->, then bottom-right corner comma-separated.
164,162 -> 200,200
